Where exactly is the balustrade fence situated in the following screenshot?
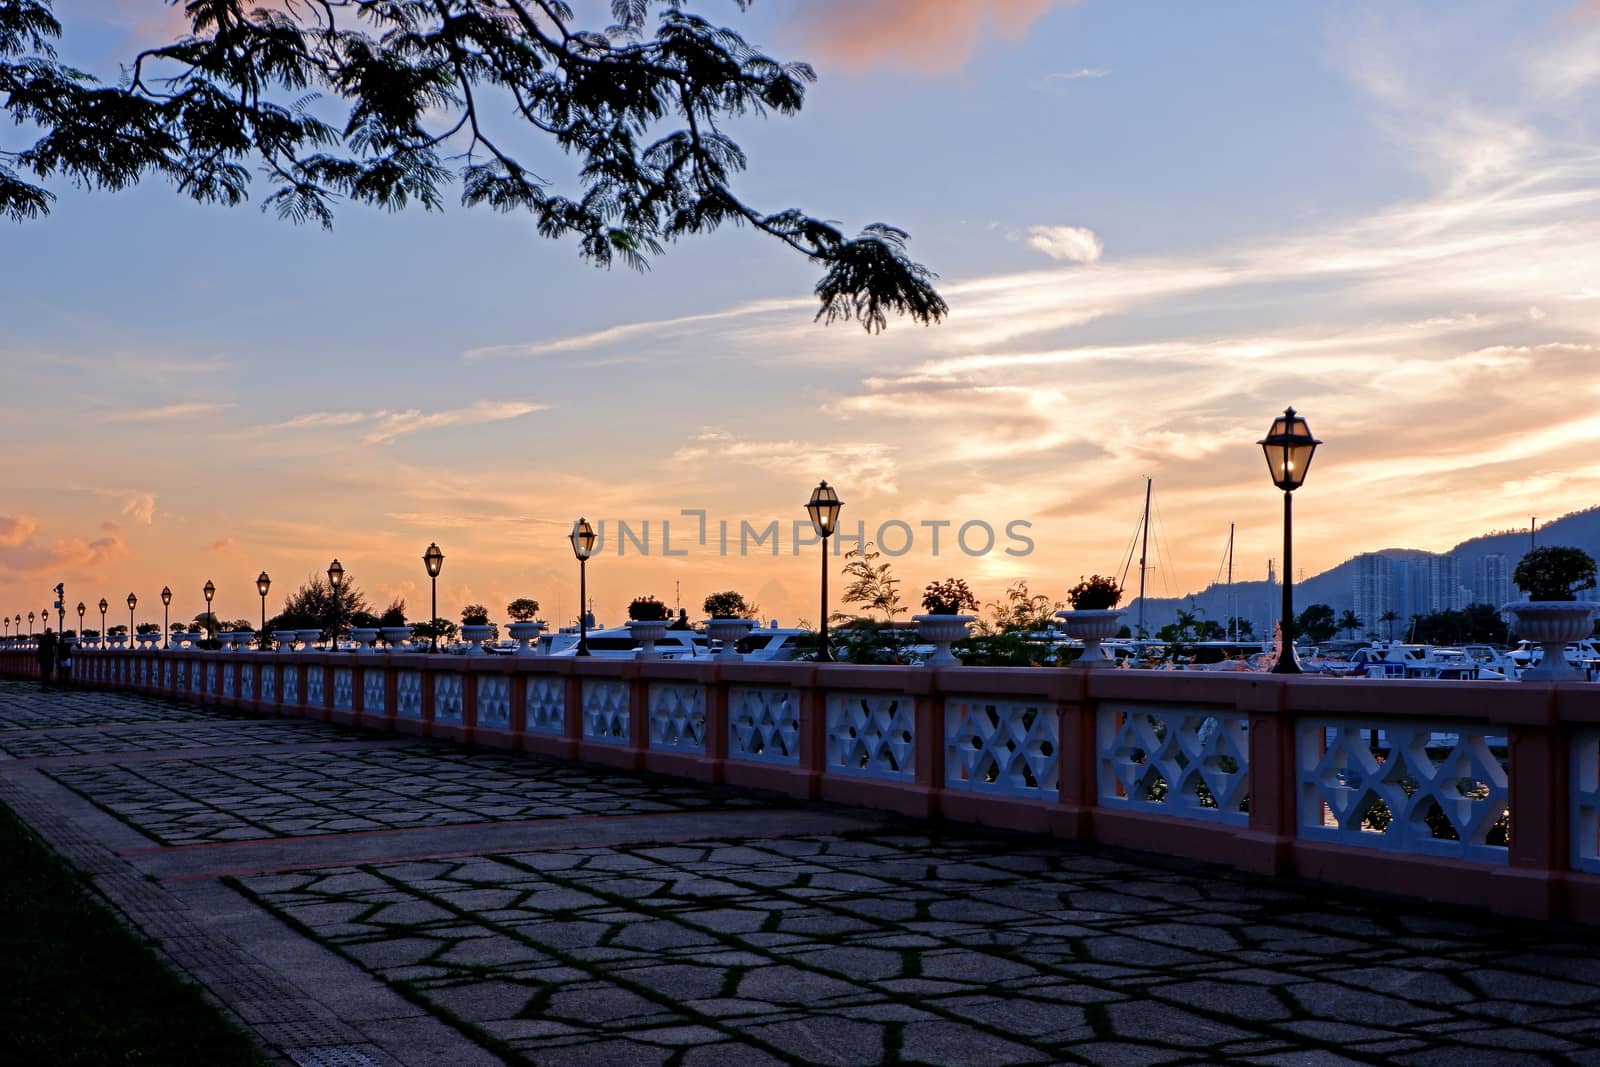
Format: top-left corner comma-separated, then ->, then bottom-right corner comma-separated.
7,647 -> 1600,924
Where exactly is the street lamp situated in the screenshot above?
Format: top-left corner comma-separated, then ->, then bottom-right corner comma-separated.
256,571 -> 271,646
76,601 -> 85,638
28,611 -> 34,637
569,519 -> 597,657
805,481 -> 844,662
203,579 -> 215,640
1258,406 -> 1321,674
161,586 -> 172,648
326,559 -> 344,650
99,598 -> 108,646
127,593 -> 137,644
422,543 -> 444,652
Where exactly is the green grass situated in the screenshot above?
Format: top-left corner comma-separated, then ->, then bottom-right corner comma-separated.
0,803 -> 265,1066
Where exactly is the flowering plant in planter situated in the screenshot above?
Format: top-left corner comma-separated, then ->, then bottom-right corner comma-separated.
1512,547 -> 1597,602
1066,575 -> 1122,611
628,596 -> 671,622
920,578 -> 978,616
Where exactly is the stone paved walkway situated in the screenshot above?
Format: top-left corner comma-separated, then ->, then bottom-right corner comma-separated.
4,679 -> 1600,1066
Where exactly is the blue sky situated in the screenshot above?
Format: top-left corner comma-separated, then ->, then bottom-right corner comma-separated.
4,1 -> 1600,628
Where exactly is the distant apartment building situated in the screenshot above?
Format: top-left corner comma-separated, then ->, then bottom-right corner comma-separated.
1352,554 -> 1392,636
1426,555 -> 1466,612
1473,553 -> 1512,608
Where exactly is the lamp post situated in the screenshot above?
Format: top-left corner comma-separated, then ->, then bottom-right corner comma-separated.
1258,406 -> 1322,674
569,519 -> 596,657
422,543 -> 444,652
76,601 -> 84,638
99,598 -> 108,646
127,593 -> 137,644
256,572 -> 271,647
203,579 -> 215,641
805,481 -> 844,663
326,559 -> 344,650
28,611 -> 34,637
55,582 -> 64,634
161,586 -> 172,648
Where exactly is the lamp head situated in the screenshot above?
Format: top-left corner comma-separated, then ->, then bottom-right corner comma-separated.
98,597 -> 108,613
423,542 -> 444,578
256,571 -> 271,598
160,586 -> 172,606
127,593 -> 137,611
327,558 -> 344,590
805,481 -> 844,539
203,579 -> 215,604
1257,407 -> 1321,492
570,519 -> 597,561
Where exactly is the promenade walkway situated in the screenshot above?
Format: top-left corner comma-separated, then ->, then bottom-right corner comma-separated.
3,679 -> 1600,1066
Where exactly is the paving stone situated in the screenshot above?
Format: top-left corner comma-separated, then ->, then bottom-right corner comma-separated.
743,1017 -> 888,1066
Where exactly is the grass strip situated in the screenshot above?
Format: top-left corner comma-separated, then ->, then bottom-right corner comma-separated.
0,802 -> 265,1066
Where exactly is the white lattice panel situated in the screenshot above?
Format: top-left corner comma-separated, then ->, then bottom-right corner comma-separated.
221,664 -> 234,697
477,676 -> 511,727
946,698 -> 1059,800
363,670 -> 386,715
1574,729 -> 1600,874
306,666 -> 325,707
729,686 -> 800,765
582,679 -> 629,743
825,692 -> 915,781
261,664 -> 275,702
240,663 -> 254,701
1099,704 -> 1250,826
434,673 -> 464,724
395,670 -> 422,718
1298,722 -> 1509,864
333,667 -> 354,711
283,665 -> 299,705
525,676 -> 565,734
649,684 -> 706,752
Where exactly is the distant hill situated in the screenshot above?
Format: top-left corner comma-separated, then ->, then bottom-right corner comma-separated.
1124,506 -> 1600,636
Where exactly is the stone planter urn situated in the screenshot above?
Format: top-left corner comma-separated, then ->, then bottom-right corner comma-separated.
627,619 -> 670,659
297,628 -> 325,652
913,614 -> 974,667
1505,601 -> 1598,680
136,633 -> 160,651
274,630 -> 300,653
379,626 -> 412,651
232,630 -> 255,652
506,621 -> 546,655
460,624 -> 495,655
349,627 -> 381,654
706,617 -> 755,660
182,630 -> 206,650
1057,609 -> 1125,668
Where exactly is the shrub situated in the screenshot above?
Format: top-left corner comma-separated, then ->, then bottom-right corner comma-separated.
459,604 -> 491,626
628,596 -> 671,622
506,597 -> 540,622
378,604 -> 407,627
920,578 -> 978,615
1513,546 -> 1598,601
702,591 -> 756,618
1066,575 -> 1122,611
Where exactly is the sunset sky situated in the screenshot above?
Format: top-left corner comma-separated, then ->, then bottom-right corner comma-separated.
5,1 -> 1600,632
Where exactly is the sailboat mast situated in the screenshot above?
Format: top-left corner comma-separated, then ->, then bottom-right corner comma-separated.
1226,522 -> 1235,641
1137,477 -> 1151,637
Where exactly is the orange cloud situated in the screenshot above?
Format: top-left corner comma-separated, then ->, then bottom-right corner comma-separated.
789,0 -> 1075,74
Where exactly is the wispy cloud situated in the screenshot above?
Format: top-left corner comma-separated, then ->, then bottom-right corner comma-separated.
1043,67 -> 1109,87
673,430 -> 901,495
1021,224 -> 1104,263
269,401 -> 546,444
464,298 -> 805,360
104,402 -> 236,423
786,0 -> 1076,74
